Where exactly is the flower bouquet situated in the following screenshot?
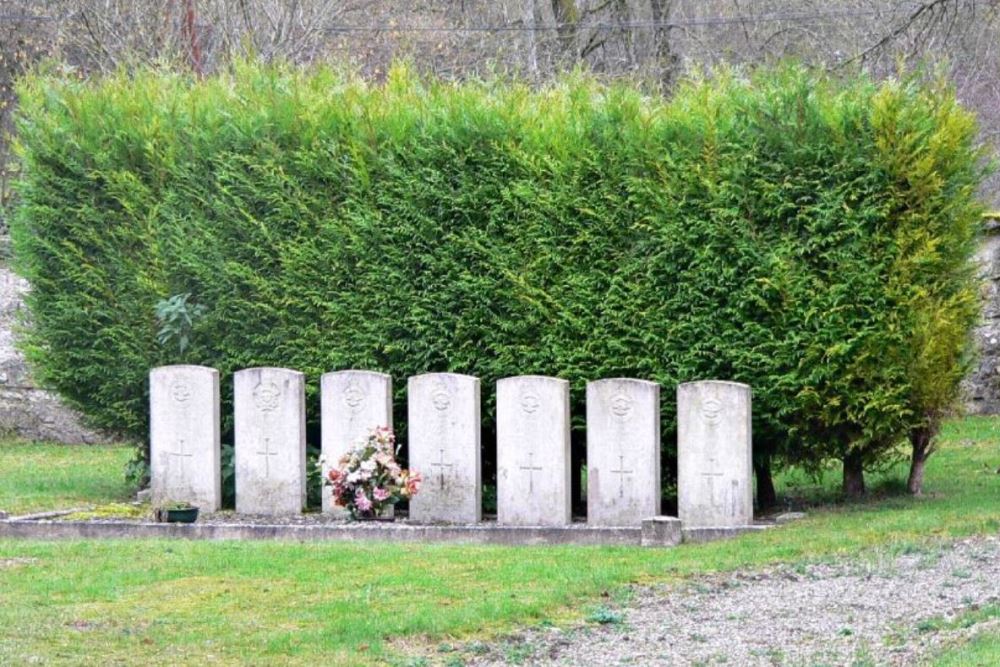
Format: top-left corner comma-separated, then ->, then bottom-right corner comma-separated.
324,426 -> 421,520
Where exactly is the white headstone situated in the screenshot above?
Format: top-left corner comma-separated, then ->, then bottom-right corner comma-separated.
587,378 -> 660,526
234,367 -> 306,515
496,375 -> 571,526
149,365 -> 221,511
677,380 -> 753,528
408,373 -> 481,524
320,370 -> 393,515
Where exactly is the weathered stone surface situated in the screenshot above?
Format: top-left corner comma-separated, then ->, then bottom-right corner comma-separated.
640,516 -> 682,547
149,365 -> 221,511
408,373 -> 481,524
234,367 -> 306,515
677,380 -> 753,529
320,370 -> 393,514
496,375 -> 571,526
963,221 -> 1000,414
587,378 -> 661,526
0,263 -> 110,444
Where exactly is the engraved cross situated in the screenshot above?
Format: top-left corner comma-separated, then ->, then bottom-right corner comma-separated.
430,448 -> 454,491
519,452 -> 543,494
257,437 -> 278,478
168,438 -> 193,484
702,456 -> 724,506
610,455 -> 634,498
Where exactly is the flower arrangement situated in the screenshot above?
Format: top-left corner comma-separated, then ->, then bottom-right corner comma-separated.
324,426 -> 421,519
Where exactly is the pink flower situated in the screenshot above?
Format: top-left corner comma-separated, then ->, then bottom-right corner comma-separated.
373,487 -> 390,502
354,489 -> 373,512
404,472 -> 422,497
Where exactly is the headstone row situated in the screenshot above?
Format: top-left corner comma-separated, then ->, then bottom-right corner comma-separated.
151,366 -> 752,528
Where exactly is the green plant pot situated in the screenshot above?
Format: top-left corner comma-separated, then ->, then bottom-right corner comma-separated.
162,507 -> 199,523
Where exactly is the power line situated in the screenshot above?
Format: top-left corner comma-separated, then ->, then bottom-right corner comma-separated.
323,9 -> 884,33
0,8 -> 888,32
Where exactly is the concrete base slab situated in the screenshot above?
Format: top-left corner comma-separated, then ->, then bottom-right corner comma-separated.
0,518 -> 650,547
0,516 -> 776,547
641,516 -> 682,547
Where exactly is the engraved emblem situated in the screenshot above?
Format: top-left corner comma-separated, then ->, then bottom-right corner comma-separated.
170,380 -> 192,403
702,397 -> 722,424
610,393 -> 633,418
520,391 -> 540,414
343,382 -> 366,412
432,387 -> 451,411
253,381 -> 281,412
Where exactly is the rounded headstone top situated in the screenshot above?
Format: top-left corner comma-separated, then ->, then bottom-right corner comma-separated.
235,366 -> 305,378
588,377 -> 660,388
408,372 -> 479,383
677,380 -> 751,391
150,364 -> 218,375
497,375 -> 569,386
322,369 -> 391,380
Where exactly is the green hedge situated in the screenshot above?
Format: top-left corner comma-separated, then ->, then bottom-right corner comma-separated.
11,63 -> 984,483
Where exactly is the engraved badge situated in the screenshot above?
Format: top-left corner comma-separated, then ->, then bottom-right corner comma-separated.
610,393 -> 633,418
702,397 -> 722,424
253,381 -> 281,412
170,380 -> 192,403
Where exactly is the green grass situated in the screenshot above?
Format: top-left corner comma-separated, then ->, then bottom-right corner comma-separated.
0,417 -> 998,665
934,630 -> 1000,666
0,441 -> 133,515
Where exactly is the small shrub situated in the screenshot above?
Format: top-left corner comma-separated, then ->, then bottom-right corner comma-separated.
587,605 -> 624,625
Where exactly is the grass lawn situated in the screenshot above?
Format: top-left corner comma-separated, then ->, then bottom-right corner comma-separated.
0,441 -> 133,515
0,417 -> 998,665
933,630 -> 1000,666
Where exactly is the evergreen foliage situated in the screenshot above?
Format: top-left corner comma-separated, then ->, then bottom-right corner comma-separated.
11,63 -> 984,487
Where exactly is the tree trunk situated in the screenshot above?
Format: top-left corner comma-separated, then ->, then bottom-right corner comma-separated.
523,0 -> 539,76
842,449 -> 865,498
907,426 -> 932,495
754,455 -> 777,510
649,0 -> 677,89
550,0 -> 579,62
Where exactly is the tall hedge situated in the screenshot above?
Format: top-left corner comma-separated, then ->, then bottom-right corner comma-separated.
11,63 -> 984,490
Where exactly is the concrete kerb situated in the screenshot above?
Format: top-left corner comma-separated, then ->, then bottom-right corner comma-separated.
0,514 -> 772,547
0,518 -> 642,546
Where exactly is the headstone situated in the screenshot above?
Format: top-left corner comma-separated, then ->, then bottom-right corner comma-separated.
408,373 -> 481,524
234,367 -> 306,515
149,365 -> 221,511
586,378 -> 660,526
677,380 -> 753,528
320,370 -> 393,515
496,375 -> 571,526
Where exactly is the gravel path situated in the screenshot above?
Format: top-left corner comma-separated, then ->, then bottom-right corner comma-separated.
465,535 -> 1000,667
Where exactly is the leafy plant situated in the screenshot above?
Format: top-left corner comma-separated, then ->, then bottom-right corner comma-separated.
123,447 -> 150,491
587,605 -> 624,625
154,293 -> 206,356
